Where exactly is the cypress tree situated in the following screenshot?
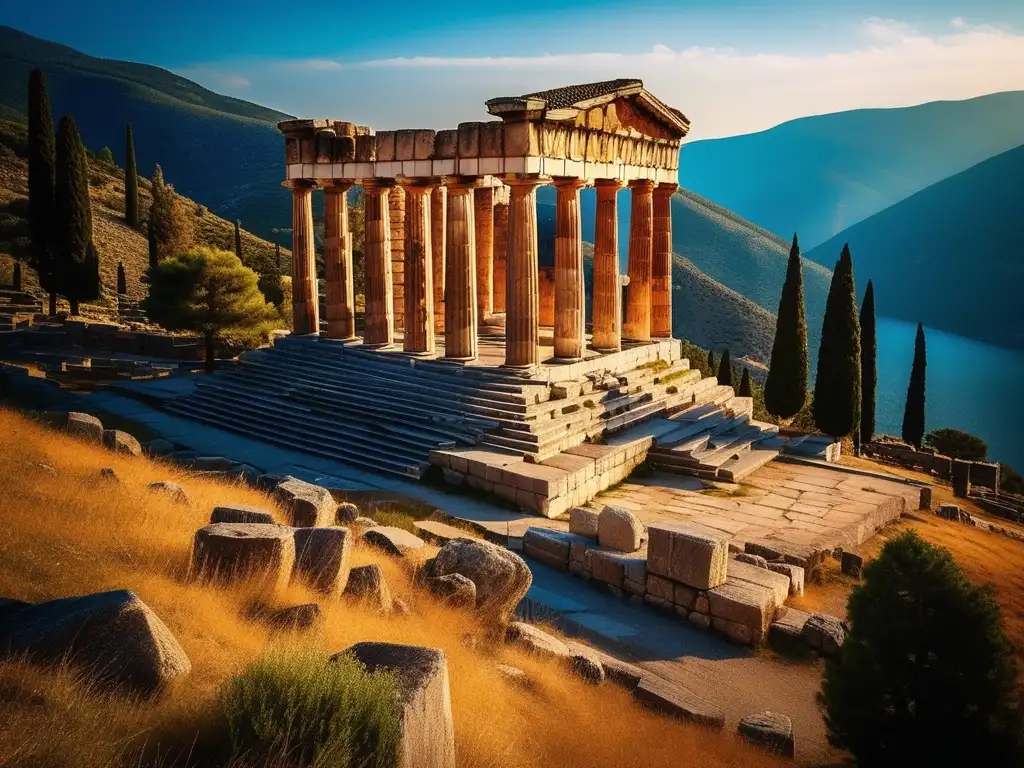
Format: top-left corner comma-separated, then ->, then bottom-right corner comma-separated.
54,115 -> 99,315
738,368 -> 752,397
12,262 -> 22,291
234,220 -> 243,261
813,244 -> 861,438
859,280 -> 877,444
148,164 -> 193,263
148,217 -> 158,270
124,124 -> 139,228
707,350 -> 716,379
902,323 -> 927,448
275,242 -> 282,274
717,348 -> 733,387
764,233 -> 809,419
27,68 -> 57,315
117,261 -> 127,295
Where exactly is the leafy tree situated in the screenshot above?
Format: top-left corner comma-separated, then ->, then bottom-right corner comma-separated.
117,261 -> 127,295
858,280 -> 877,445
124,124 -> 139,228
95,146 -> 115,166
707,350 -> 716,379
148,164 -> 194,265
27,68 -> 57,315
54,115 -> 99,315
813,244 -> 861,438
234,219 -> 243,261
717,348 -> 732,387
738,367 -> 752,398
764,233 -> 809,419
902,322 -> 927,448
823,531 -> 1023,766
923,428 -> 985,460
143,247 -> 279,372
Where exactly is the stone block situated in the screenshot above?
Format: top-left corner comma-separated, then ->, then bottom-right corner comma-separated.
841,550 -> 863,578
689,612 -> 711,630
274,477 -> 336,528
767,562 -> 805,597
711,615 -> 753,645
647,523 -> 729,589
432,538 -> 531,624
355,134 -> 376,162
569,507 -> 600,538
479,121 -> 503,157
646,574 -> 675,602
148,480 -> 189,505
294,526 -> 352,594
395,129 -> 418,161
377,131 -> 396,161
624,578 -> 645,596
633,675 -> 725,730
768,607 -> 811,655
598,506 -> 643,553
102,429 -> 142,456
364,526 -> 426,558
191,523 -> 296,590
727,561 -> 791,607
590,549 -> 627,589
738,712 -> 795,758
211,504 -> 276,525
970,461 -> 1000,491
344,563 -> 393,613
505,621 -> 571,660
522,528 -> 586,571
457,122 -> 481,157
426,574 -> 476,608
504,121 -> 540,156
919,485 -> 932,510
434,130 -> 458,159
952,459 -> 971,498
707,578 -> 776,644
414,130 -> 436,160
334,136 -> 355,162
802,614 -> 845,657
734,553 -> 768,568
67,412 -> 103,443
673,583 -> 699,611
644,594 -> 672,611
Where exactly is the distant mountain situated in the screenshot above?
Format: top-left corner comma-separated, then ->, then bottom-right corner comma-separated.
806,143 -> 1024,350
679,92 -> 1024,248
0,25 -> 293,244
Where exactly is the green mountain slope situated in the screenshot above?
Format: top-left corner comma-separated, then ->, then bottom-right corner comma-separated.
680,92 -> 1024,248
806,143 -> 1024,350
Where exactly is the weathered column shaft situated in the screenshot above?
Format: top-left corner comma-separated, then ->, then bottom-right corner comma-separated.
390,186 -> 406,331
444,183 -> 478,360
592,179 -> 624,352
624,179 -> 655,342
505,179 -> 543,368
652,183 -> 677,338
492,192 -> 509,313
286,180 -> 319,336
323,182 -> 355,340
474,186 -> 495,321
401,184 -> 435,354
431,186 -> 447,334
553,178 -> 586,360
363,183 -> 394,347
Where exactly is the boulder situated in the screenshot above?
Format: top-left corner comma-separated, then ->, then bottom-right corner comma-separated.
273,477 -> 336,528
392,596 -> 412,616
597,506 -> 643,553
67,412 -> 102,443
148,481 -> 189,505
336,501 -> 360,524
734,553 -> 768,568
252,602 -> 323,631
364,526 -> 427,558
147,438 -> 174,457
191,523 -> 295,590
103,429 -> 142,457
336,643 -> 455,768
566,641 -> 605,685
769,607 -> 812,655
431,538 -> 532,624
569,507 -> 600,538
767,562 -> 805,597
294,527 -> 353,594
688,612 -> 711,631
802,613 -> 846,657
647,522 -> 729,590
99,467 -> 121,484
0,590 -> 190,697
344,564 -> 393,613
633,674 -> 725,730
353,516 -> 379,529
738,711 -> 795,758
426,574 -> 477,609
841,551 -> 863,578
505,621 -> 571,660
211,504 -> 276,525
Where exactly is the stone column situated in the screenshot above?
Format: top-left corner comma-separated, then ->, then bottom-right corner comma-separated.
474,186 -> 494,322
444,180 -> 478,360
592,179 -> 624,352
624,179 -> 655,342
492,189 -> 509,313
400,181 -> 435,355
284,179 -> 319,336
322,181 -> 356,340
431,186 -> 447,334
390,185 -> 406,331
553,177 -> 586,361
652,182 -> 677,338
505,177 -> 544,368
363,181 -> 395,348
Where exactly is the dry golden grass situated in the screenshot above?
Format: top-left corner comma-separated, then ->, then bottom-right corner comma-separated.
0,407 -> 781,768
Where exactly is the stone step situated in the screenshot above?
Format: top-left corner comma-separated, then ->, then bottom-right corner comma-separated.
717,449 -> 780,482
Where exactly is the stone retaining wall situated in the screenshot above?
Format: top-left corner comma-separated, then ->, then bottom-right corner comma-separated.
862,440 -> 1000,492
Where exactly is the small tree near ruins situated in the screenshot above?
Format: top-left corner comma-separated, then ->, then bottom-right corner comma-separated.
813,244 -> 861,438
147,164 -> 194,266
764,233 -> 809,420
902,322 -> 927,448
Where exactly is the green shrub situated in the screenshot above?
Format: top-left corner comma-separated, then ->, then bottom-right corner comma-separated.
923,427 -> 988,460
221,648 -> 401,768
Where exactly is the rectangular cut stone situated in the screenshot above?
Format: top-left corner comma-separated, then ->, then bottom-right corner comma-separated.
646,574 -> 675,602
728,560 -> 791,606
634,676 -> 726,730
355,135 -> 376,162
458,157 -> 479,176
767,562 -> 805,597
647,523 -> 729,590
707,577 -> 776,644
479,157 -> 503,175
480,122 -> 504,157
590,550 -> 625,588
504,121 -> 540,156
395,130 -> 417,161
673,583 -> 698,611
434,130 -> 458,159
522,527 -> 588,571
414,130 -> 436,160
299,137 -> 316,163
432,159 -> 456,176
457,122 -> 481,157
502,462 -> 569,498
377,131 -> 396,161
569,507 -> 599,538
333,136 -> 355,162
285,137 -> 299,163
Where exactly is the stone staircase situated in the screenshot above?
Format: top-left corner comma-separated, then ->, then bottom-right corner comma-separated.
117,295 -> 148,325
0,289 -> 42,329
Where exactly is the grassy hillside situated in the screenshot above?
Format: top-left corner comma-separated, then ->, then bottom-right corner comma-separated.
680,91 -> 1024,248
0,26 -> 293,243
806,143 -> 1024,350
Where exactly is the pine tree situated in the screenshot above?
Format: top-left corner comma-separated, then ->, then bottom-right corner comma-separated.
813,244 -> 861,438
764,233 -> 809,419
707,350 -> 716,379
12,262 -> 22,291
902,322 -> 927,448
148,164 -> 194,264
124,124 -> 139,228
717,349 -> 733,387
859,280 -> 877,444
234,220 -> 243,261
54,115 -> 99,315
117,261 -> 127,295
739,368 -> 752,398
27,68 -> 57,315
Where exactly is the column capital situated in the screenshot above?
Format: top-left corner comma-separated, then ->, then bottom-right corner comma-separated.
444,175 -> 486,191
396,175 -> 442,192
322,180 -> 354,193
502,173 -> 552,189
594,178 -> 627,191
282,179 -> 317,191
552,176 -> 587,190
362,178 -> 397,192
654,182 -> 679,198
627,178 -> 657,192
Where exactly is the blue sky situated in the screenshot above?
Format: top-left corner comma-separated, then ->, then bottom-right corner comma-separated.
4,1 -> 1024,138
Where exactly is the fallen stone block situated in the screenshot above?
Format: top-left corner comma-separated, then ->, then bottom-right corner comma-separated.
148,481 -> 189,505
336,643 -> 455,768
432,538 -> 531,624
192,523 -> 296,590
802,614 -> 846,657
102,429 -> 142,456
569,507 -> 599,538
919,486 -> 932,510
769,607 -> 812,655
353,516 -> 379,529
688,612 -> 711,630
426,574 -> 476,608
712,615 -> 754,645
566,641 -> 605,684
211,504 -> 276,525
707,578 -> 776,645
647,522 -> 728,590
336,501 -> 360,524
744,539 -> 821,570
495,663 -> 534,689
505,621 -> 571,660
522,527 -> 585,571
738,711 -> 795,758
733,553 -> 768,568
840,551 -> 863,578
364,526 -> 426,558
248,601 -> 323,632
598,505 -> 643,553
633,674 -> 725,730
767,562 -> 805,597
574,645 -> 644,691
344,563 -> 393,613
727,561 -> 790,607
67,412 -> 102,443
294,527 -> 352,595
273,477 -> 336,528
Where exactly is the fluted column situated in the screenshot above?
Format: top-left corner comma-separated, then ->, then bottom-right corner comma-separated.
624,179 -> 655,342
475,186 -> 494,323
592,179 -> 624,352
431,186 -> 446,334
400,182 -> 435,355
444,180 -> 478,360
493,189 -> 509,313
284,179 -> 319,336
363,181 -> 395,348
553,177 -> 586,361
323,181 -> 356,340
505,177 -> 544,368
652,183 -> 677,338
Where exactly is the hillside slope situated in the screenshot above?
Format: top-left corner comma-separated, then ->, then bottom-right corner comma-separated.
680,92 -> 1024,247
806,143 -> 1024,350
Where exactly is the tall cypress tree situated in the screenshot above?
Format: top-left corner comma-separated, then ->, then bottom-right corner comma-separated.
813,244 -> 861,438
13,262 -> 22,291
738,368 -> 752,397
117,261 -> 127,295
27,68 -> 57,315
859,280 -> 877,444
707,350 -> 716,379
124,124 -> 139,228
764,233 -> 809,419
275,242 -> 282,274
54,115 -> 99,315
234,220 -> 243,262
717,348 -> 733,387
902,323 -> 927,448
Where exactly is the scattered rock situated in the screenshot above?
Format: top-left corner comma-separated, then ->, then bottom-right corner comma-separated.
569,507 -> 600,539
738,711 -> 795,758
66,412 -> 102,443
734,553 -> 768,569
364,526 -> 427,558
147,438 -> 174,457
0,589 -> 191,697
431,538 -> 532,624
767,562 -> 805,597
102,429 -> 142,457
769,608 -> 812,656
353,516 -> 379,529
597,505 -> 643,553
505,621 -> 571,661
294,526 -> 353,594
210,504 -> 276,525
802,613 -> 846,657
147,481 -> 189,505
633,674 -> 726,730
426,574 -> 477,608
191,523 -> 295,590
577,645 -> 644,691
344,564 -> 393,613
273,477 -> 336,528
647,522 -> 729,590
392,596 -> 412,616
250,602 -> 323,632
336,501 -> 360,524
99,467 -> 121,484
840,551 -> 863,578
255,473 -> 285,493
495,663 -> 534,689
566,641 -> 605,685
